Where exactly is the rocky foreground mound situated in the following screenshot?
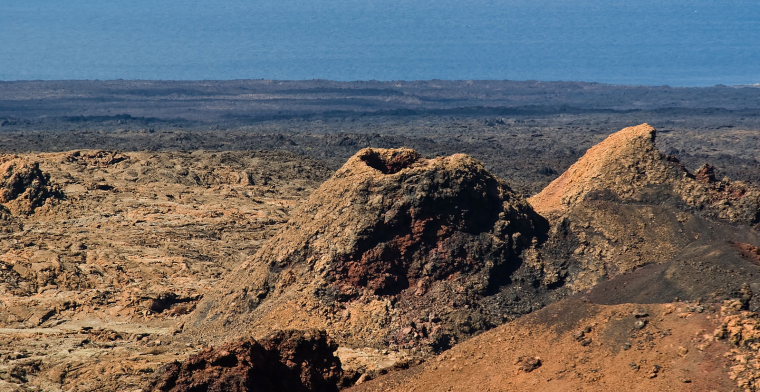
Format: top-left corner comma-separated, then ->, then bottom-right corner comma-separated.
151,330 -> 342,392
187,148 -> 550,353
0,156 -> 62,215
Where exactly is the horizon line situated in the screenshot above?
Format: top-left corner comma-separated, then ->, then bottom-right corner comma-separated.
1,78 -> 758,89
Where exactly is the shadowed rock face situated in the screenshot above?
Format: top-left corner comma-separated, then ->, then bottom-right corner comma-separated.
186,148 -> 550,352
150,330 -> 342,392
0,157 -> 62,215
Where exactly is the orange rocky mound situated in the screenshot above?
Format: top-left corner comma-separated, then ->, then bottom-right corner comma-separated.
185,148 -> 551,356
529,123 -> 672,214
529,123 -> 760,292
529,123 -> 760,228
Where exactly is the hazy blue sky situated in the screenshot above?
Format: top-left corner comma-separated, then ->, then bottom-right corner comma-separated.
1,0 -> 759,85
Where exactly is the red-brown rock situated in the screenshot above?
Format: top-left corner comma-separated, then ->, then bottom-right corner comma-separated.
150,330 -> 342,392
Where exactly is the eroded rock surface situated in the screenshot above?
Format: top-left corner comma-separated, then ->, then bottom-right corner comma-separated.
716,300 -> 760,391
188,148 -> 551,354
0,156 -> 62,215
0,150 -> 332,392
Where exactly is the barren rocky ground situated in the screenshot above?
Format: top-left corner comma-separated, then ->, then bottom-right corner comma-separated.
0,150 -> 330,391
0,81 -> 759,391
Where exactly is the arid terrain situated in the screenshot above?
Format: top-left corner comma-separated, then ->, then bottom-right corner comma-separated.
0,81 -> 759,391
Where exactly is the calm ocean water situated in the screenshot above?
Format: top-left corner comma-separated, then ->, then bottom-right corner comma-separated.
1,0 -> 759,86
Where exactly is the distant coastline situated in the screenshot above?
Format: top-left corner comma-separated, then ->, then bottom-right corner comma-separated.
2,79 -> 760,128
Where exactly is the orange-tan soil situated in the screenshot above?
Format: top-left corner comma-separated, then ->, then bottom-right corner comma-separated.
350,300 -> 755,392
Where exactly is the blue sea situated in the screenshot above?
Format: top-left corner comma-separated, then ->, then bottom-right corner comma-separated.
1,0 -> 759,86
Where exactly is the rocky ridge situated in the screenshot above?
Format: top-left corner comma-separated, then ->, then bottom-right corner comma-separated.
529,123 -> 760,227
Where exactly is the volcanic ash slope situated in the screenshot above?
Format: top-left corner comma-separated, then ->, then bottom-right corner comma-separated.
187,148 -> 551,353
349,299 -> 759,392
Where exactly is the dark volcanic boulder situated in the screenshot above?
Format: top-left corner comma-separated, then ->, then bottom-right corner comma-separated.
150,330 -> 342,392
186,148 -> 549,353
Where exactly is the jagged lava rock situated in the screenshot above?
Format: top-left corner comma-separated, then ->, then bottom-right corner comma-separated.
187,148 -> 549,352
150,329 -> 342,392
0,156 -> 62,215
